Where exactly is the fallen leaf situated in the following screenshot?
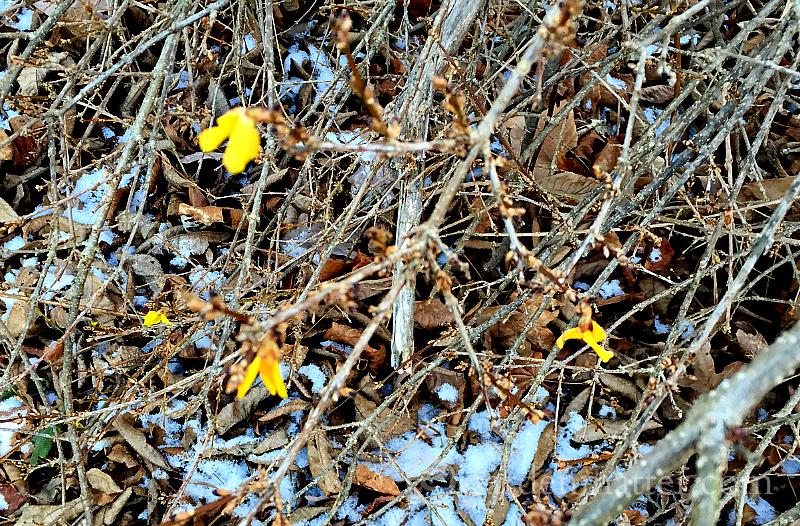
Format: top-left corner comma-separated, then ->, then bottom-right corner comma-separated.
0,130 -> 14,162
323,322 -> 385,373
536,171 -> 599,201
640,85 -> 674,103
16,498 -> 86,526
100,487 -> 133,525
736,328 -> 768,358
591,136 -> 623,178
287,506 -> 328,524
532,101 -> 578,179
476,296 -> 557,357
86,468 -> 123,494
157,494 -> 236,526
644,238 -> 675,273
353,394 -> 415,442
414,298 -> 453,329
573,417 -> 660,443
112,416 -> 171,471
598,373 -> 641,402
9,116 -> 47,171
354,464 -> 400,496
680,342 -> 745,395
257,398 -> 311,424
425,366 -> 465,408
307,432 -> 341,496
177,203 -> 244,228
0,483 -> 26,516
623,509 -> 648,525
500,114 -> 527,158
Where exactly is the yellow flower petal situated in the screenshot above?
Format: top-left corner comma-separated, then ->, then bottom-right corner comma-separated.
198,110 -> 239,152
271,363 -> 288,399
237,355 -> 262,398
222,114 -> 260,174
260,356 -> 278,396
585,337 -> 614,363
556,327 -> 584,349
590,321 -> 606,342
143,310 -> 171,327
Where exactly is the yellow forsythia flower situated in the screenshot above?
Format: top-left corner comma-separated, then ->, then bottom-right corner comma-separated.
237,336 -> 288,399
143,310 -> 172,327
198,107 -> 261,174
556,320 -> 614,363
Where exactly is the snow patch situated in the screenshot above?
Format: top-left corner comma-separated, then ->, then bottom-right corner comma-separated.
435,383 -> 459,403
298,364 -> 326,393
0,397 -> 26,456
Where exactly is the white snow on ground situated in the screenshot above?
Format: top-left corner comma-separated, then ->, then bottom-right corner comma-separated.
598,279 -> 624,299
298,364 -> 327,393
457,441 -> 503,525
434,383 -> 458,403
2,235 -> 24,251
507,419 -> 549,485
740,497 -> 777,525
599,404 -> 617,418
0,397 -> 26,456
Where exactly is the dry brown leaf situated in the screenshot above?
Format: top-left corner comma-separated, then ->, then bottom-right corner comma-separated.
0,483 -> 26,516
9,116 -> 46,171
112,416 -> 171,471
573,130 -> 604,162
599,373 -> 641,402
257,398 -> 310,424
414,298 -> 453,329
86,468 -> 123,494
532,102 -> 578,179
736,328 -> 768,358
271,512 -> 292,526
536,171 -> 598,200
177,203 -> 244,228
644,238 -> 675,273
425,366 -> 465,408
4,300 -> 32,339
323,322 -> 385,372
126,254 -> 163,278
34,0 -> 111,38
353,464 -> 400,496
307,432 -> 341,496
16,498 -> 86,526
531,422 -> 555,477
160,155 -> 194,188
187,184 -> 209,208
574,417 -> 660,443
108,444 -> 138,468
738,177 -> 796,207
288,507 -> 329,524
476,295 -> 557,357
157,494 -> 236,526
623,509 -> 648,525
318,257 -> 350,283
100,487 -> 133,526
353,394 -> 416,442
500,114 -> 527,158
318,252 -> 372,283
251,429 -> 290,456
591,136 -> 623,178
639,85 -> 675,103
680,342 -> 745,394
0,130 -> 14,162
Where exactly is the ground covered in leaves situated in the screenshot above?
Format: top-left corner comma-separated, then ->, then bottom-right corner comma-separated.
1,0 -> 800,525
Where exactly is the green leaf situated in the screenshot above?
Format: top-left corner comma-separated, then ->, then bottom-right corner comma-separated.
30,427 -> 55,466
